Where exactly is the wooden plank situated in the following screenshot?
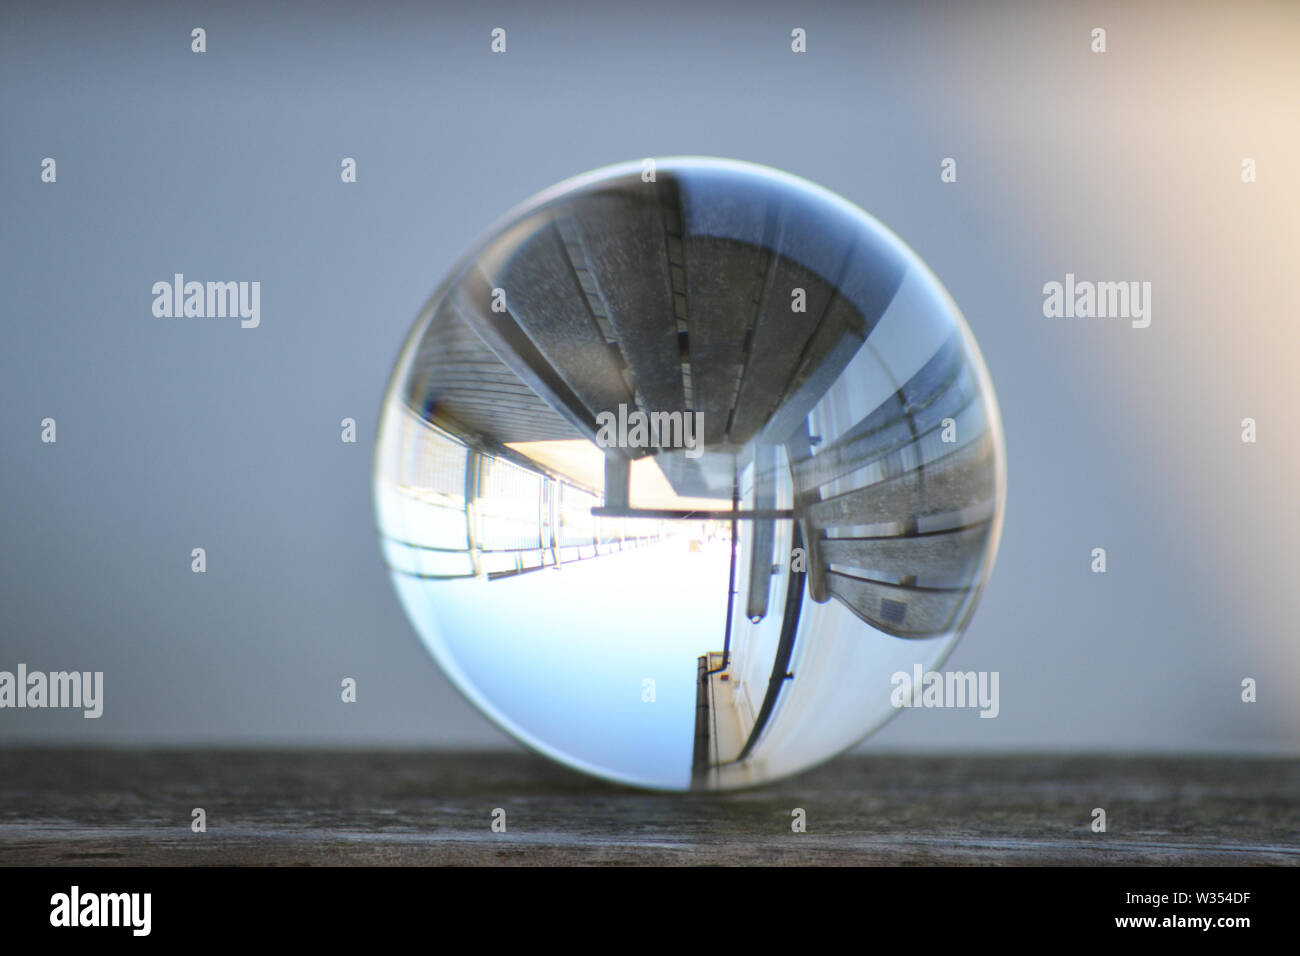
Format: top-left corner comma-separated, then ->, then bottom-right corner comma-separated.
820,523 -> 990,580
806,435 -> 996,529
826,570 -> 969,637
0,750 -> 1294,866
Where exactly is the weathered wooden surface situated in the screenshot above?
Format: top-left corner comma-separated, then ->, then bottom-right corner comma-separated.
0,750 -> 1295,865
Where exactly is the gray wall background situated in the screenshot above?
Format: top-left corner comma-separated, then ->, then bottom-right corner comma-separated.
2,0 -> 1297,752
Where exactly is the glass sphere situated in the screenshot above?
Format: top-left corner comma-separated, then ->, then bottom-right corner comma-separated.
374,158 -> 1005,790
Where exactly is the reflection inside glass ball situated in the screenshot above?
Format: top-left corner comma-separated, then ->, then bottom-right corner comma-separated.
375,158 -> 1004,790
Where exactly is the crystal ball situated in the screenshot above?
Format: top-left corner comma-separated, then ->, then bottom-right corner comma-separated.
374,158 -> 1005,790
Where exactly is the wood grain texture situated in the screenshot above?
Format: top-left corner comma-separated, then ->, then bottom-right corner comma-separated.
0,750 -> 1295,866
